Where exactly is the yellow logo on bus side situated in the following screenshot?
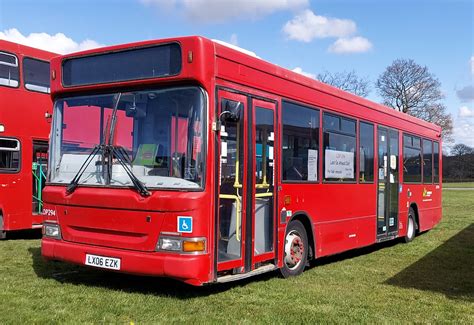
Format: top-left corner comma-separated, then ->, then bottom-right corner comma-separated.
423,188 -> 432,197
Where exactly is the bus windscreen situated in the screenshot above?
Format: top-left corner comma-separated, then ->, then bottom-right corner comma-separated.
62,43 -> 181,87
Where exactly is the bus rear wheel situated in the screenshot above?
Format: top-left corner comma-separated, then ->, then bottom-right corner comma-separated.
0,214 -> 5,239
404,208 -> 416,243
280,220 -> 308,278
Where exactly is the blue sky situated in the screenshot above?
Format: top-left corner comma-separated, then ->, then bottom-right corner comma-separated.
1,0 -> 473,149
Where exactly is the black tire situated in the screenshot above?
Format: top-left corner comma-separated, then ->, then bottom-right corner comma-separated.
0,214 -> 5,240
404,207 -> 416,243
280,220 -> 308,278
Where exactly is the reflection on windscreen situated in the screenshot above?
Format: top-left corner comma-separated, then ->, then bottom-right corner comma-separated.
50,87 -> 205,189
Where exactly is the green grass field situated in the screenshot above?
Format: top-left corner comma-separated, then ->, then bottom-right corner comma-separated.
443,182 -> 474,188
0,190 -> 472,323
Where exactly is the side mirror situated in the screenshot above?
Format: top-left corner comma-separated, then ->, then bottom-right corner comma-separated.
219,99 -> 242,123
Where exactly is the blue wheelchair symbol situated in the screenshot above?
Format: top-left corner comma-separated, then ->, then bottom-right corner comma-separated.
177,216 -> 193,233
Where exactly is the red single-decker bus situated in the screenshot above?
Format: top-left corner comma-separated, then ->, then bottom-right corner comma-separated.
41,37 -> 442,285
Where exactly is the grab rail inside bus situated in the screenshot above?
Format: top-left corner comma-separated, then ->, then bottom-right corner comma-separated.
218,119 -> 274,243
32,162 -> 46,214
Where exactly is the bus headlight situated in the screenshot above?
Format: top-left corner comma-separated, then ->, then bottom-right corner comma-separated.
158,237 -> 182,251
43,223 -> 61,239
157,235 -> 206,254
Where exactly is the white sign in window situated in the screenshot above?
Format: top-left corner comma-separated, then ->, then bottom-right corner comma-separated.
307,149 -> 318,181
325,149 -> 354,179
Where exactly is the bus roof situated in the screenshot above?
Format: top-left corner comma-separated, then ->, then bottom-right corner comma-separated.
0,39 -> 57,60
211,38 -> 442,135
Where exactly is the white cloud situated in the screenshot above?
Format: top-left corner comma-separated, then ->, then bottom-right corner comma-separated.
0,28 -> 104,54
141,0 -> 308,23
328,36 -> 373,54
282,9 -> 356,42
292,67 -> 315,79
459,106 -> 474,118
453,118 -> 474,147
453,106 -> 474,147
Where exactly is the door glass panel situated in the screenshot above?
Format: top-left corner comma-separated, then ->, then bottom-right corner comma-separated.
377,129 -> 388,235
218,99 -> 244,262
254,107 -> 274,255
388,130 -> 399,233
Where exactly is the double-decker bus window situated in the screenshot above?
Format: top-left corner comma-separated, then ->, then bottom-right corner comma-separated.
23,58 -> 50,93
0,52 -> 19,88
359,122 -> 374,182
433,141 -> 440,183
0,138 -> 20,172
403,134 -> 422,183
423,139 -> 433,183
282,101 -> 319,181
323,113 -> 356,182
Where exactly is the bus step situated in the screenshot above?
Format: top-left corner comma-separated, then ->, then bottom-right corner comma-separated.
376,235 -> 396,243
216,264 -> 277,283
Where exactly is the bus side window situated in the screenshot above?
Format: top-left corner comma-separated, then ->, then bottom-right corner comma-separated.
403,134 -> 422,183
423,139 -> 433,184
282,101 -> 320,182
433,142 -> 440,183
0,52 -> 19,88
359,122 -> 374,182
23,57 -> 51,93
323,113 -> 357,182
0,138 -> 20,172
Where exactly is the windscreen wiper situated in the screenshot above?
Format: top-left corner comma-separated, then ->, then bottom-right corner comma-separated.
66,144 -> 103,195
65,144 -> 150,197
66,93 -> 150,197
110,145 -> 151,197
66,93 -> 121,195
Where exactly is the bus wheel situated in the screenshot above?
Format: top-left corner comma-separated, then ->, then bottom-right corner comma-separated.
0,214 -> 5,239
281,220 -> 308,278
404,208 -> 416,243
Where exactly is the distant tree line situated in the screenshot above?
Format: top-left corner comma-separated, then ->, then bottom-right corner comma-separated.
443,144 -> 474,182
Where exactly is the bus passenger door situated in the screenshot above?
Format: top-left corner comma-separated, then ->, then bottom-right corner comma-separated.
251,99 -> 276,267
377,127 -> 399,239
216,90 -> 248,272
32,140 -> 48,217
216,90 -> 277,276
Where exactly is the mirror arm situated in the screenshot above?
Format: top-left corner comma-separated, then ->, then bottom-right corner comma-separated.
214,111 -> 233,132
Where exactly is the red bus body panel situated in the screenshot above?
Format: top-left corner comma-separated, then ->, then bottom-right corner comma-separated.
42,36 -> 442,285
0,40 -> 57,232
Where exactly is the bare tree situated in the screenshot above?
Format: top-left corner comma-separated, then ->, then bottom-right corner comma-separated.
451,143 -> 474,156
317,70 -> 371,97
376,59 -> 453,141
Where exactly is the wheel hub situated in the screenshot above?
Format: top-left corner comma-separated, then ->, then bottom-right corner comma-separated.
285,231 -> 304,270
408,217 -> 414,238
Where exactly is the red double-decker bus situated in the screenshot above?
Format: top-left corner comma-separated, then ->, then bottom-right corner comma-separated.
0,40 -> 56,239
41,36 -> 442,285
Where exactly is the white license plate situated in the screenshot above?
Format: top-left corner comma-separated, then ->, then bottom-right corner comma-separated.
85,254 -> 121,270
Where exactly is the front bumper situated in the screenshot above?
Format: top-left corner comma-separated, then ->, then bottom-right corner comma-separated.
41,238 -> 212,286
